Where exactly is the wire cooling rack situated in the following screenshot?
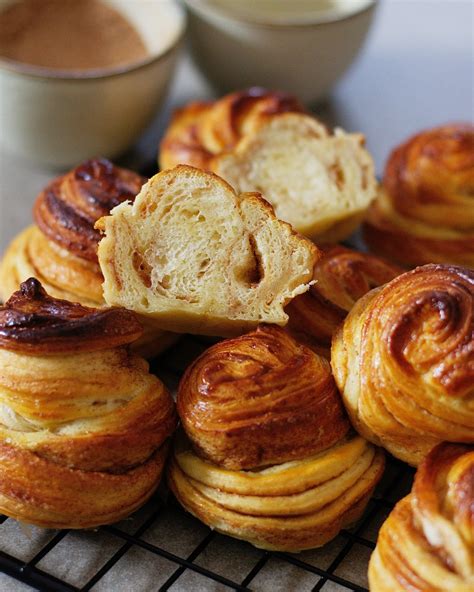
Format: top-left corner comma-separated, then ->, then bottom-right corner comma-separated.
1,334 -> 416,592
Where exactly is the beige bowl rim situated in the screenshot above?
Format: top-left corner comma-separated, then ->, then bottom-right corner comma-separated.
184,0 -> 377,29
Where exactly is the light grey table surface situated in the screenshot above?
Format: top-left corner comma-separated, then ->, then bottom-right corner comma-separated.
0,1 -> 473,591
1,0 -> 473,254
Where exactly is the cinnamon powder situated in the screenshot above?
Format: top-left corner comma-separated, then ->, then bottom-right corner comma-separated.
0,0 -> 149,71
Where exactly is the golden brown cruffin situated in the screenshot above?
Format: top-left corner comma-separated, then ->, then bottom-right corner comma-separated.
96,165 -> 318,337
368,443 -> 474,591
331,264 -> 474,466
0,158 -> 177,358
159,88 -> 377,243
177,324 -> 350,469
364,123 -> 474,268
168,325 -> 385,551
286,244 -> 403,357
0,278 -> 177,529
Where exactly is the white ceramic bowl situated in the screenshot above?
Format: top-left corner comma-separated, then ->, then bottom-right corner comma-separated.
0,0 -> 186,168
184,0 -> 377,104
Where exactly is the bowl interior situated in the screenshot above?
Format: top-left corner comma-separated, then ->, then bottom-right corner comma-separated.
186,0 -> 376,26
104,0 -> 184,57
0,0 -> 186,77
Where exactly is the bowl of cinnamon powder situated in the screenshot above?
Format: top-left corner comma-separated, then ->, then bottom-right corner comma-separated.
0,0 -> 186,168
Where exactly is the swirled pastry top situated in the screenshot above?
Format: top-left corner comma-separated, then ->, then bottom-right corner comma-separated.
363,124 -> 474,268
34,158 -> 145,262
0,277 -> 142,354
286,245 -> 402,352
383,123 -> 474,231
331,264 -> 474,465
177,325 -> 350,470
160,87 -> 305,170
368,443 -> 474,591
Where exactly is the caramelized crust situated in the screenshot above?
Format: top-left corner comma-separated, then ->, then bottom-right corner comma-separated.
177,325 -> 350,470
34,158 -> 145,262
368,443 -> 474,591
332,264 -> 474,466
2,159 -> 144,301
160,87 -> 305,170
0,279 -> 177,528
286,245 -> 402,355
364,124 -> 474,268
0,277 -> 142,354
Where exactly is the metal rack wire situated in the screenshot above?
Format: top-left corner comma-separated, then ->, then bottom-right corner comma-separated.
1,334 -> 416,592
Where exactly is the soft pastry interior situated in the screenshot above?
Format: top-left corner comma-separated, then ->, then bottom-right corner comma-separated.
0,158 -> 177,358
212,113 -> 377,242
159,88 -> 377,243
286,244 -> 402,356
369,442 -> 474,591
96,165 -> 318,337
168,325 -> 385,551
331,264 -> 474,466
364,123 -> 474,268
0,278 -> 177,529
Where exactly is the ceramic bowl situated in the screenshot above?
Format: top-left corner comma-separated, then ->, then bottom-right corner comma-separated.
184,0 -> 377,104
0,0 -> 186,168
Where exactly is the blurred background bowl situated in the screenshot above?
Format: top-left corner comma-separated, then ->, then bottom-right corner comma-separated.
184,0 -> 377,105
0,0 -> 186,169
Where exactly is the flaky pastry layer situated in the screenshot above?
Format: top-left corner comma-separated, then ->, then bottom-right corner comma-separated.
0,158 -> 177,358
0,442 -> 169,529
168,435 -> 384,551
0,225 -> 103,306
160,87 -> 305,171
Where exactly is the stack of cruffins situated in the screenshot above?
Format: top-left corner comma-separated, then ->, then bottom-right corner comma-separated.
1,89 -> 472,590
